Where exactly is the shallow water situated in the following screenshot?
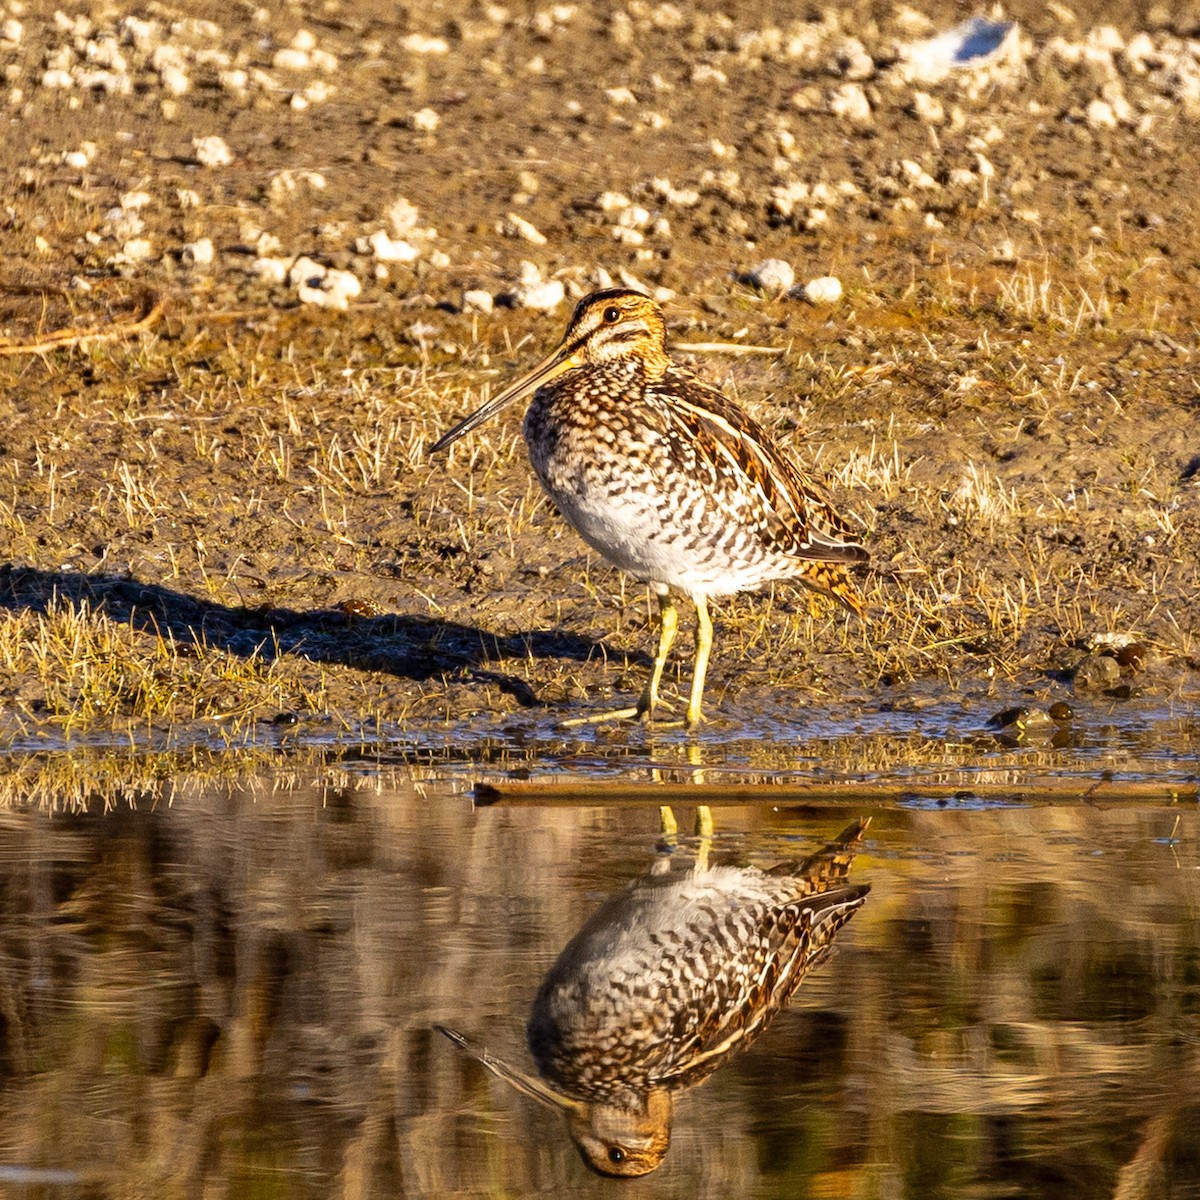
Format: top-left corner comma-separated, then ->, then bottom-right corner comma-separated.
0,768 -> 1197,1198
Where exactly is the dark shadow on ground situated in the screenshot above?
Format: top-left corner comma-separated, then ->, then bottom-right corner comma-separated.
0,563 -> 633,709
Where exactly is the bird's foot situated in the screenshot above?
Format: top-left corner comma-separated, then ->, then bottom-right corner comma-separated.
559,704 -> 641,728
559,695 -> 689,729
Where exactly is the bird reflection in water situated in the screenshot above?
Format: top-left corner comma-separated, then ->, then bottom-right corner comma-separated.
438,813 -> 870,1177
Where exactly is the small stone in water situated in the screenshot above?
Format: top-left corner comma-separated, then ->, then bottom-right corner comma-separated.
1072,653 -> 1120,691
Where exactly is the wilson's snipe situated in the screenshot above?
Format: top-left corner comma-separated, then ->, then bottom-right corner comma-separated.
430,288 -> 868,727
438,816 -> 870,1177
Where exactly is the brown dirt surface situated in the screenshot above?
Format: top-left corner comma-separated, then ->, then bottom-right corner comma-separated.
0,0 -> 1197,762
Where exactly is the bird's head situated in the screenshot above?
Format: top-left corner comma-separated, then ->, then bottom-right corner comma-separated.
558,288 -> 670,373
435,1025 -> 674,1178
565,1089 -> 673,1178
428,288 -> 669,453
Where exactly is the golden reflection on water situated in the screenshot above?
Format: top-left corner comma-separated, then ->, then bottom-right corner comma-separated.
0,771 -> 1195,1198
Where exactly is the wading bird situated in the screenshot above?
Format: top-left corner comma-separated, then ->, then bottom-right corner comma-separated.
430,289 -> 868,726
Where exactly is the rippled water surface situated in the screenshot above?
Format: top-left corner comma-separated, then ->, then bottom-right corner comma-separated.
0,767 -> 1197,1198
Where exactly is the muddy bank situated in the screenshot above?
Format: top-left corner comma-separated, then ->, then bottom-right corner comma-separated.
0,0 -> 1196,749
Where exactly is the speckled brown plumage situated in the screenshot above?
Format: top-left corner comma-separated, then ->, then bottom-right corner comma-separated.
431,288 -> 869,726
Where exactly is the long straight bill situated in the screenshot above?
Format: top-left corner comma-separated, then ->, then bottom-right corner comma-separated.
428,343 -> 584,453
434,1024 -> 584,1114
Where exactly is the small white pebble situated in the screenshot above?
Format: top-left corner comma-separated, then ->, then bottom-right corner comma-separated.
410,106 -> 439,132
501,212 -> 548,245
120,190 -> 152,210
290,29 -> 317,52
599,191 -> 631,213
302,80 -> 333,104
911,91 -> 944,124
288,255 -> 326,288
104,208 -> 144,238
386,197 -> 421,235
462,289 -> 494,314
900,159 -> 938,189
310,48 -> 338,72
516,278 -> 565,310
219,68 -> 248,92
2,18 -> 23,43
400,33 -> 449,54
160,64 -> 190,96
182,237 -> 214,264
193,135 -> 233,168
122,238 -> 153,260
300,267 -> 360,310
691,63 -> 727,87
176,187 -> 201,208
1086,98 -> 1118,129
120,16 -> 157,50
829,82 -> 872,126
651,177 -> 700,207
253,257 -> 290,284
798,275 -> 843,305
605,85 -> 637,105
42,68 -> 75,89
75,69 -> 131,96
268,169 -> 326,197
368,230 -> 420,262
273,47 -> 310,71
616,204 -> 650,229
749,258 -> 795,292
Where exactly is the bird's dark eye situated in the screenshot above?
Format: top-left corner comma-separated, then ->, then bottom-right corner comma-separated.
603,306 -> 621,323
607,1146 -> 625,1164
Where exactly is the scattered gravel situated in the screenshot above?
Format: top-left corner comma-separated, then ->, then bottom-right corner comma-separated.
2,2 -> 1198,326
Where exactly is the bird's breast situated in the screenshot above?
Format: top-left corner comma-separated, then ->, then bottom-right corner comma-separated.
520,374 -> 811,595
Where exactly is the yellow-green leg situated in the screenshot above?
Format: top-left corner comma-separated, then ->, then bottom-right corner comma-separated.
636,593 -> 678,720
685,594 -> 713,729
561,591 -> 678,727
